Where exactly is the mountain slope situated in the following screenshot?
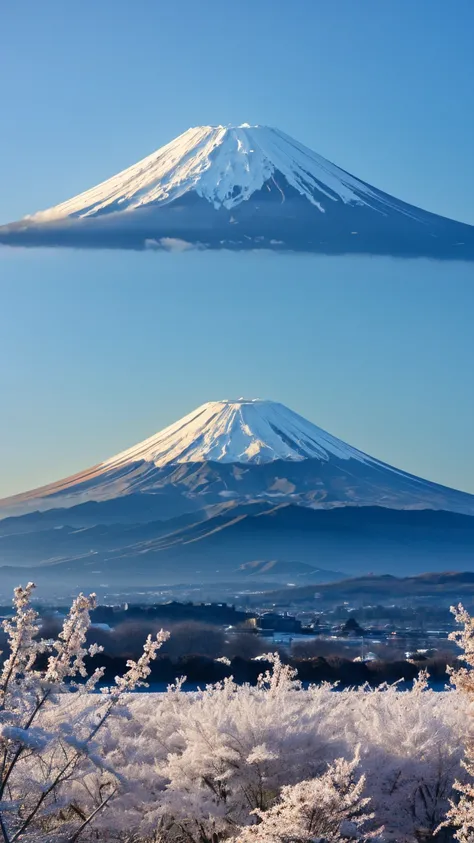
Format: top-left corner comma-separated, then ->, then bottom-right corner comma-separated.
1,125 -> 473,259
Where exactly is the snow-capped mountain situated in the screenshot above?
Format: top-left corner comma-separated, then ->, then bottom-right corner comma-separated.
2,398 -> 474,588
21,126 -> 423,220
1,125 -> 473,259
1,398 -> 473,519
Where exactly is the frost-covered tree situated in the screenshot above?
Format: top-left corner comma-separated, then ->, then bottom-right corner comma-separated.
88,650 -> 466,843
438,604 -> 474,842
235,751 -> 379,843
0,582 -> 168,843
103,654 -> 349,843
349,672 -> 463,841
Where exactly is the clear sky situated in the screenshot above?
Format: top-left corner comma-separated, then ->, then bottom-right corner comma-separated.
1,1 -> 474,497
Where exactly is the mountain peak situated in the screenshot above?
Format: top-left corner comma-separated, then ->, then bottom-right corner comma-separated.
208,397 -> 268,406
100,398 -> 370,468
200,123 -> 263,129
24,123 -> 388,221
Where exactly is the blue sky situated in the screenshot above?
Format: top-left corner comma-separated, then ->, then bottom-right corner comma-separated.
1,1 -> 474,497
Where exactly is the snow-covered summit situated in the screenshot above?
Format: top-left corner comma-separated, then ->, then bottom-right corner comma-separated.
101,398 -> 373,468
27,124 -> 401,222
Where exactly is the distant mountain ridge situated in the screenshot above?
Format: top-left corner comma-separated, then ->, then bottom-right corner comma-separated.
262,569 -> 474,605
1,501 -> 474,590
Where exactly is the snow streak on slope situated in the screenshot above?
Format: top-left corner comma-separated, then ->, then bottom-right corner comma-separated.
101,398 -> 377,469
27,125 -> 420,222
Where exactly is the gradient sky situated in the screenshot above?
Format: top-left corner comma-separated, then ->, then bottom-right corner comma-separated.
1,1 -> 474,498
